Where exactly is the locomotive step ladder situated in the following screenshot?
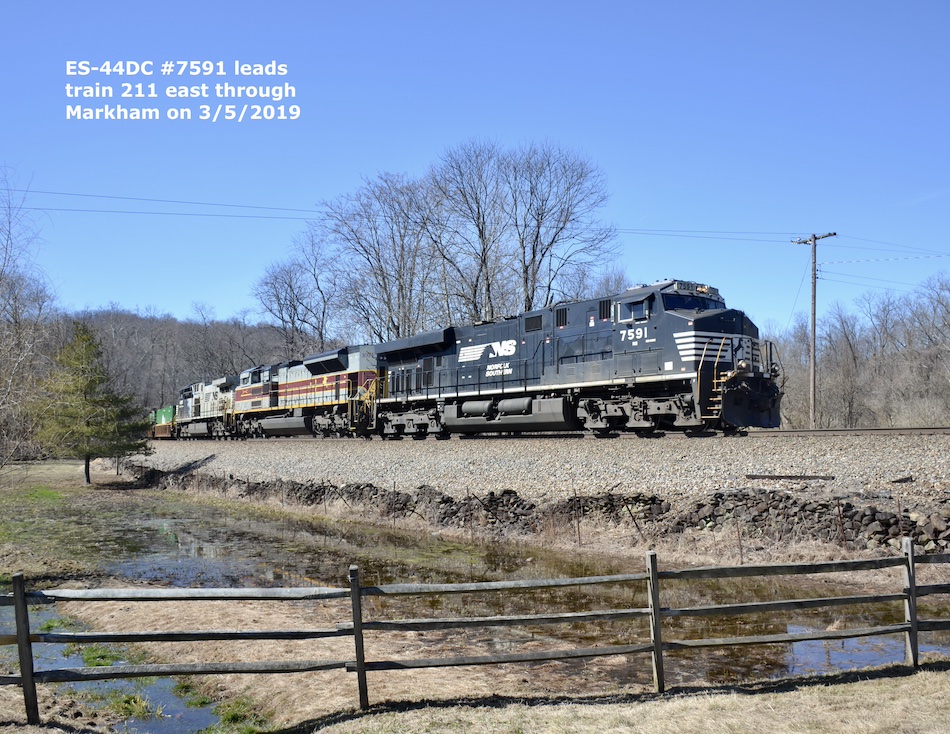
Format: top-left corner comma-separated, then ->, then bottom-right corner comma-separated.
698,337 -> 732,421
348,377 -> 379,433
703,373 -> 730,420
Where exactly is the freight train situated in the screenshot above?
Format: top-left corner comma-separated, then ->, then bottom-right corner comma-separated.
149,280 -> 783,440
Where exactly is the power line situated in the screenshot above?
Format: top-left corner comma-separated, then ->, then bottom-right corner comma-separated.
13,188 -> 318,214
22,207 -> 313,221
819,271 -> 921,289
820,253 -> 950,265
820,242 -> 945,255
786,262 -> 811,330
840,234 -> 949,256
616,228 -> 798,235
819,277 -> 915,293
619,230 -> 791,243
11,188 -> 950,266
818,277 -> 915,294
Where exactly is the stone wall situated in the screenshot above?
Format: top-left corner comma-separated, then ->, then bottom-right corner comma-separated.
132,462 -> 950,554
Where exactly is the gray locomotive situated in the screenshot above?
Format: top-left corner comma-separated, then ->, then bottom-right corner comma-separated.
158,279 -> 782,439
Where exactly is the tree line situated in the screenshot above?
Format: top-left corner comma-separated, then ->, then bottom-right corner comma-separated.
770,275 -> 950,429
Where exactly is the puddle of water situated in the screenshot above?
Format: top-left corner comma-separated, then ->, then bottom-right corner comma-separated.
99,510 -> 950,689
0,605 -> 219,732
71,676 -> 219,734
104,512 -> 552,589
786,625 -> 914,675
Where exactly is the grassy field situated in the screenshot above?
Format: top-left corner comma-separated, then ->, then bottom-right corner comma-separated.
3,460 -> 950,733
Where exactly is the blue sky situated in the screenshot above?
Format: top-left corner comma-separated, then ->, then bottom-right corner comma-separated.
2,1 -> 948,333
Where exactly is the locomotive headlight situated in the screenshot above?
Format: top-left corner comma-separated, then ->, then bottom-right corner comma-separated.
737,359 -> 751,372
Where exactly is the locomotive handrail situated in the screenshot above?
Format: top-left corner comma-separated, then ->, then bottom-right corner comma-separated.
697,339 -> 711,418
712,337 -> 730,417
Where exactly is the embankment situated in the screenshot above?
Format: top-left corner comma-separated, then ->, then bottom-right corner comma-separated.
128,433 -> 950,554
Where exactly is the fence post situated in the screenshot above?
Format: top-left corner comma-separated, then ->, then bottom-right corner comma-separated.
348,565 -> 369,709
902,537 -> 919,668
646,551 -> 665,693
12,573 -> 40,725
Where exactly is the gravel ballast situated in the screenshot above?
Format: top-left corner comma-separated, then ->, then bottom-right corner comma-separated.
135,433 -> 950,511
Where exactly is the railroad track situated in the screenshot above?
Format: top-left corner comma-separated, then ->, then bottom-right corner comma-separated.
746,426 -> 950,437
207,425 -> 950,445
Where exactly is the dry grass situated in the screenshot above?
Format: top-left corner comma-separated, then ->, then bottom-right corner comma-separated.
297,663 -> 950,733
5,662 -> 950,734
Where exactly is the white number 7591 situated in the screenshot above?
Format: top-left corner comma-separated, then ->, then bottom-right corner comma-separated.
621,328 -> 648,341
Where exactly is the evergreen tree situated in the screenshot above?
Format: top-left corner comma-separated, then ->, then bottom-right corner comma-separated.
33,322 -> 151,484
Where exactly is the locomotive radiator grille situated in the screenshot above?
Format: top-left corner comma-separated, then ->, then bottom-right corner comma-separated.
674,331 -> 734,364
674,332 -> 769,372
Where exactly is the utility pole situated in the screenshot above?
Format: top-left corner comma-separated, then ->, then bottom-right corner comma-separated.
793,232 -> 837,429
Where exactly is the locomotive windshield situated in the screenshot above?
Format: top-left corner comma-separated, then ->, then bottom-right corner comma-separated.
662,294 -> 725,312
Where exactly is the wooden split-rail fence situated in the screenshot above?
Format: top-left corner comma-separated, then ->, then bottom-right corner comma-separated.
3,537 -> 950,726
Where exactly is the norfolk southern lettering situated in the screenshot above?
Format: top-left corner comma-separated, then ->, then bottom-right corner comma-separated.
66,104 -> 160,120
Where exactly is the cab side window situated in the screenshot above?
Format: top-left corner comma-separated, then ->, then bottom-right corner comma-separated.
619,300 -> 650,323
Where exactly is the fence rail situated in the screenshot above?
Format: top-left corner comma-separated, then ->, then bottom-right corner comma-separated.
2,538 -> 949,726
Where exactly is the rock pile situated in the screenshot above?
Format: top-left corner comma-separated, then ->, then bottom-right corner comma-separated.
673,487 -> 950,552
134,462 -> 950,554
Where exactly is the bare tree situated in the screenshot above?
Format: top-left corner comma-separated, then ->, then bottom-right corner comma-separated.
819,303 -> 872,428
182,304 -> 283,380
83,305 -> 158,404
900,274 -> 950,424
275,139 -> 621,339
767,273 -> 950,430
321,173 -> 440,342
0,169 -> 56,465
82,306 -> 189,410
767,314 -> 810,429
502,141 -> 617,311
559,264 -> 630,303
253,230 -> 340,358
425,140 -> 515,322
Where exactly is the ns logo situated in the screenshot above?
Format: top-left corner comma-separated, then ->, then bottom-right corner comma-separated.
458,338 -> 518,363
489,339 -> 517,358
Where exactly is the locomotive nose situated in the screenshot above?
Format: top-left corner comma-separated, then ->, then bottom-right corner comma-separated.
692,308 -> 758,338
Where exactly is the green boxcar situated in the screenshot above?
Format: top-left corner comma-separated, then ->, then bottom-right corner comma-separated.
150,405 -> 177,438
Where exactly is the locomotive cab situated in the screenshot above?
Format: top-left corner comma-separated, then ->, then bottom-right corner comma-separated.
175,376 -> 238,438
605,280 -> 781,431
